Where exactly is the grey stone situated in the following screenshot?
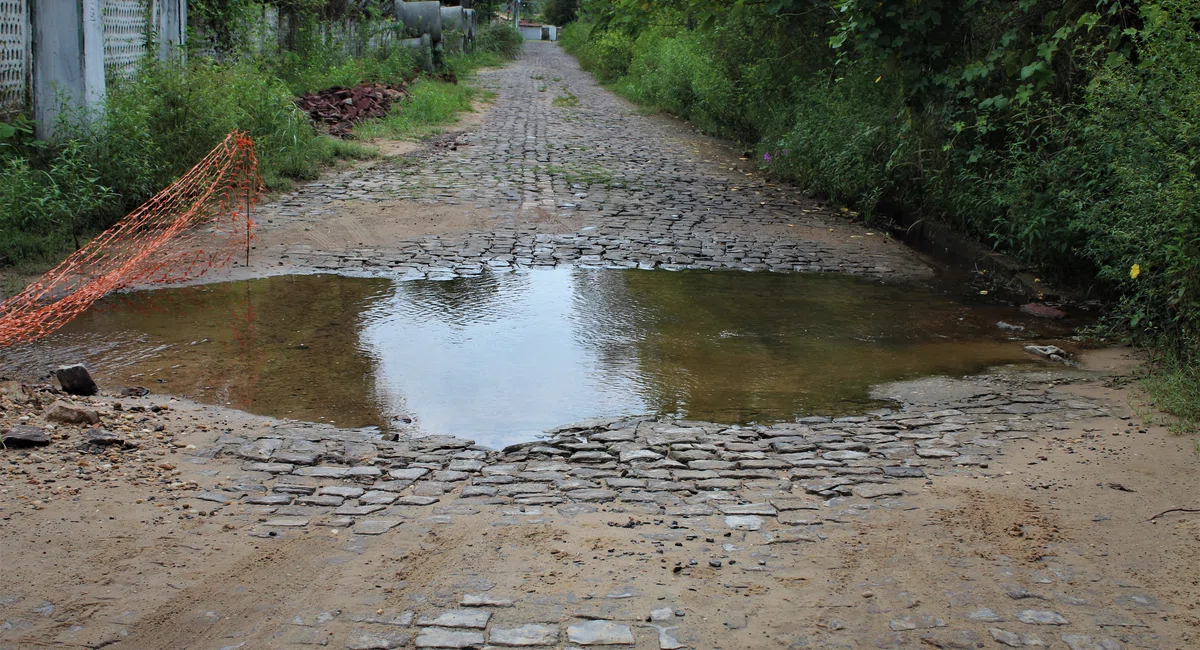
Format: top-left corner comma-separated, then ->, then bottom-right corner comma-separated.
54,364 -> 97,396
989,628 -> 1022,647
273,451 -> 320,465
353,519 -> 401,535
915,448 -> 959,458
297,495 -> 345,507
717,503 -> 777,516
567,489 -> 617,502
851,484 -> 904,499
967,608 -> 1003,622
566,620 -> 635,645
194,491 -> 234,504
1015,610 -> 1069,625
245,495 -> 293,506
345,629 -> 410,649
45,401 -> 99,425
334,505 -> 386,516
723,515 -> 764,531
86,429 -> 125,446
2,425 -> 49,447
395,495 -> 440,506
487,624 -> 558,646
389,467 -> 431,480
460,594 -> 513,607
417,610 -> 491,629
414,627 -> 485,648
358,490 -> 399,505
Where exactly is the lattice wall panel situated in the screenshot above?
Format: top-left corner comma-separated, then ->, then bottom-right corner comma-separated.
103,0 -> 148,79
0,1 -> 25,113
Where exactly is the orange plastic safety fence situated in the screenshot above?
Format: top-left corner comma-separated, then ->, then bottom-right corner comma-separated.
0,131 -> 261,347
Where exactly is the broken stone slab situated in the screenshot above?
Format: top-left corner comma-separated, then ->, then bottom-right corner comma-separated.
2,425 -> 49,448
359,490 -> 399,505
1015,610 -> 1069,625
295,466 -> 351,478
915,448 -> 959,459
263,517 -> 310,527
45,401 -> 99,425
54,364 -> 97,396
724,515 -> 764,531
345,628 -> 410,649
460,594 -> 514,607
882,466 -> 926,478
395,495 -> 440,506
245,495 -> 293,506
566,489 -> 617,502
487,623 -> 558,646
414,627 -> 485,648
652,625 -> 685,650
334,505 -> 387,516
889,616 -> 947,631
296,495 -> 345,507
273,451 -> 320,465
244,462 -> 295,473
350,611 -> 414,626
86,429 -> 125,446
717,503 -> 777,516
851,484 -> 904,499
389,467 -> 431,480
319,486 -> 365,499
194,491 -> 234,504
352,519 -> 402,535
417,609 -> 491,629
566,620 -> 635,645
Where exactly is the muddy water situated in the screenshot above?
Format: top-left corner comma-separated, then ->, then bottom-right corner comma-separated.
0,269 -> 1078,448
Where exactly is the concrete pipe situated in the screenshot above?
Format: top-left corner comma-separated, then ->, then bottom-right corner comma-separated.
394,1 -> 442,42
440,5 -> 466,33
398,33 -> 434,71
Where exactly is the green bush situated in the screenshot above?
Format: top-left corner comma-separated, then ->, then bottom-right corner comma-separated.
564,0 -> 1200,424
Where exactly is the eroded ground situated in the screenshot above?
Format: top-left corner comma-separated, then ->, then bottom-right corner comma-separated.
2,352 -> 1199,650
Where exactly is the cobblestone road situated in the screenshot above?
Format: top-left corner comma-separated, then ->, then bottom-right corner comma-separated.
251,43 -> 930,279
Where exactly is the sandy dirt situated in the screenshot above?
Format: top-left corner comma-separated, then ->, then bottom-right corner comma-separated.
1,349 -> 1198,649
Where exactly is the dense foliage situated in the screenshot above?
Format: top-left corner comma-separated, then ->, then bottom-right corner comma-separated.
0,2 -> 519,270
562,0 -> 1200,417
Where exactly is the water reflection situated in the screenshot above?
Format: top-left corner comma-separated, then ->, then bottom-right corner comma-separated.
0,269 -> 1075,448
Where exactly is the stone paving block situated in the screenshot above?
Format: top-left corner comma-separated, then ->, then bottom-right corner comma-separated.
353,519 -> 402,535
487,624 -> 558,646
417,609 -> 491,629
566,620 -> 635,645
346,628 -> 411,649
414,627 -> 486,648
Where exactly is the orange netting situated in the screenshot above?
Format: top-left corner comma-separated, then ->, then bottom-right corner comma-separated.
0,131 -> 261,347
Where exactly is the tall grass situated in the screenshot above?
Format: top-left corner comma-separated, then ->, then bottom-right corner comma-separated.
0,16 -> 525,272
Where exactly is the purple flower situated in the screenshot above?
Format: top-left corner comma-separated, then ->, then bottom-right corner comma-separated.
763,152 -> 773,163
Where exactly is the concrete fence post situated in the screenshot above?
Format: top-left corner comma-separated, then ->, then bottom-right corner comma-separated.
155,0 -> 186,61
31,0 -> 105,138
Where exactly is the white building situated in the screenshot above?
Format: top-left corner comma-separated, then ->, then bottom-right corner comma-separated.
519,21 -> 557,41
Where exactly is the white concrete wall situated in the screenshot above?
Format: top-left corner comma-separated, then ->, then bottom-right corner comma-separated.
520,24 -> 556,41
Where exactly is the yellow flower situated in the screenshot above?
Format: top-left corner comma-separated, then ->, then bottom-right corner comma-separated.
1130,264 -> 1141,279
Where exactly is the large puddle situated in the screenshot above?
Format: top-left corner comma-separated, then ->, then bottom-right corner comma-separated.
0,269 -> 1078,448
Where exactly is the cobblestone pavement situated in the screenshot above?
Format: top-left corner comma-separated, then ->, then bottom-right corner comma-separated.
249,42 -> 929,279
